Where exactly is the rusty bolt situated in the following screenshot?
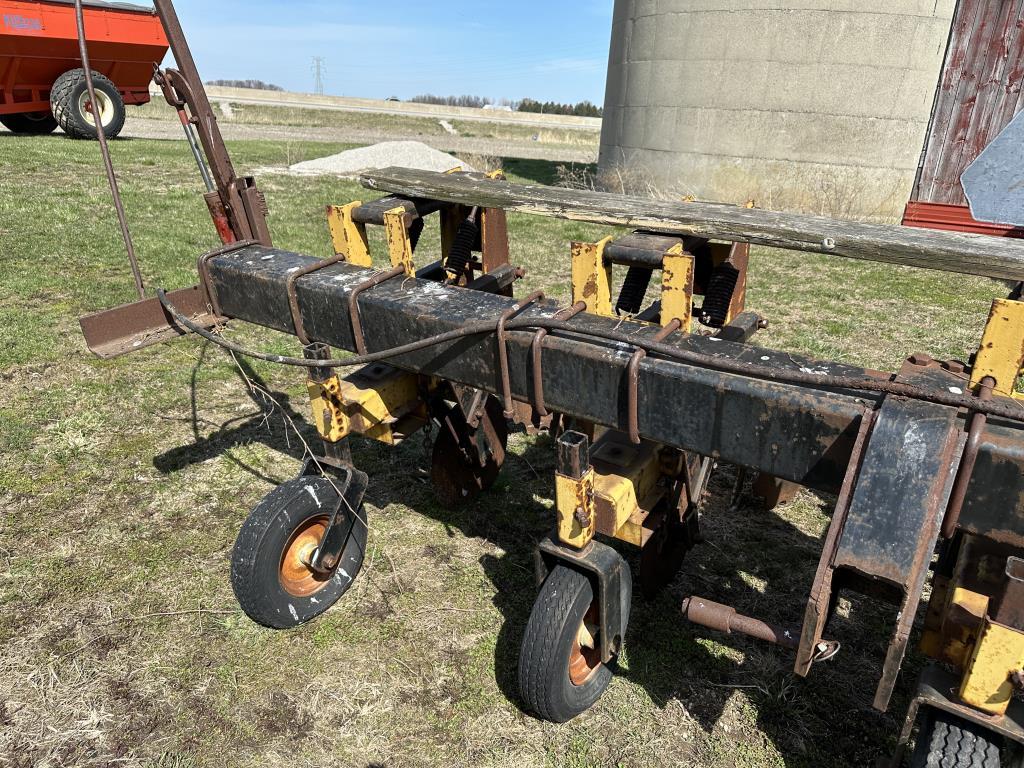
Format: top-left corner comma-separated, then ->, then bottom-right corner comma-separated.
909,353 -> 934,367
574,506 -> 591,528
945,360 -> 967,374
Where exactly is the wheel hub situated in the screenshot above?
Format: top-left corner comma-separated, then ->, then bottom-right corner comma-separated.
569,604 -> 602,686
278,515 -> 333,597
78,90 -> 114,128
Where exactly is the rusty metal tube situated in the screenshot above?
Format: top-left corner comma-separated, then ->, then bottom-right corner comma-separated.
941,376 -> 996,539
681,596 -> 800,650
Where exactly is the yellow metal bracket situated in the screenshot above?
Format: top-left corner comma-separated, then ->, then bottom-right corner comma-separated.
556,468 -> 596,549
383,206 -> 416,276
972,298 -> 1024,398
960,617 -> 1024,715
571,237 -> 614,317
661,243 -> 695,333
307,375 -> 349,443
325,202 -> 371,268
307,365 -> 427,446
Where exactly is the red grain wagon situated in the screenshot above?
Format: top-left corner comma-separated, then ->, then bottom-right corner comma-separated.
0,0 -> 168,138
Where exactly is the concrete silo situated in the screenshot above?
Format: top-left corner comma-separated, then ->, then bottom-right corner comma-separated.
599,0 -> 957,219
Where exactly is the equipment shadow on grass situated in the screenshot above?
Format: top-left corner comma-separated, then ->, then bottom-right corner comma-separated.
151,346 -> 904,766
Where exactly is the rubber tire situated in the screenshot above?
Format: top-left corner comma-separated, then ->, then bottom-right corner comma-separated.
910,711 -> 1002,767
50,69 -> 126,140
518,565 -> 625,722
0,112 -> 58,135
230,476 -> 367,629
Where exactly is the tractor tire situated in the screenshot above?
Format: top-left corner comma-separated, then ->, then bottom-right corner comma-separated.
230,476 -> 367,629
518,565 -> 629,723
0,112 -> 58,135
910,711 -> 1002,767
50,69 -> 126,140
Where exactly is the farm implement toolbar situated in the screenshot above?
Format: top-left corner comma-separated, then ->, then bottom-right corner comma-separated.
74,0 -> 1024,763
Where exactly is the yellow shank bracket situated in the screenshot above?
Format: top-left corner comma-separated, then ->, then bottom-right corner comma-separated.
383,206 -> 416,277
959,617 -> 1024,715
326,202 -> 371,268
571,237 -> 614,317
661,243 -> 695,333
973,298 -> 1024,398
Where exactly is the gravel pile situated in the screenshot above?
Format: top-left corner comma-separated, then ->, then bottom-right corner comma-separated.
287,140 -> 475,177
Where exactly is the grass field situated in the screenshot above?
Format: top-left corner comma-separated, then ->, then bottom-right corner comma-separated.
132,100 -> 600,151
0,131 -> 1007,768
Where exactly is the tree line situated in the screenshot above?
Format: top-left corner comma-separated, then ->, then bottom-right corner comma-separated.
206,80 -> 284,91
409,94 -> 602,116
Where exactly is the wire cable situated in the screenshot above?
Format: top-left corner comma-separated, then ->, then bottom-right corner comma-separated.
73,0 -> 145,299
158,289 -> 1024,423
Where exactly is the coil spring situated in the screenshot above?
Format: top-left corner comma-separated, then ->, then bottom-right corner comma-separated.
700,264 -> 739,327
616,266 -> 653,315
444,216 -> 479,281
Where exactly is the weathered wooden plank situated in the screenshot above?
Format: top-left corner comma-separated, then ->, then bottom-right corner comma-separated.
917,0 -> 985,203
361,167 -> 1024,281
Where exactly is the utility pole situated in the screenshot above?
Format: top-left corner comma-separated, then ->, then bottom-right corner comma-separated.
311,56 -> 325,96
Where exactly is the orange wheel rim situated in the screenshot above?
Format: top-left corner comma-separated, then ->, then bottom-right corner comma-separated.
569,603 -> 602,686
279,515 -> 332,597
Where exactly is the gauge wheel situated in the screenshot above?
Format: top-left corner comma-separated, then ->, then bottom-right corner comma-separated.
0,112 -> 58,135
231,476 -> 367,629
518,565 -> 629,722
51,68 -> 126,140
910,710 -> 1002,767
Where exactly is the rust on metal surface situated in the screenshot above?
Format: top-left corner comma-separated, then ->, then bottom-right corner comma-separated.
286,255 -> 347,346
496,290 -> 544,418
569,602 -> 602,686
943,376 -> 996,539
682,596 -> 802,650
626,319 -> 682,444
79,284 -> 216,359
348,265 -> 407,355
530,301 -> 587,419
278,515 -> 333,597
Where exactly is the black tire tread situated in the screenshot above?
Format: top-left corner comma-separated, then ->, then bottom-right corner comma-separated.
0,112 -> 58,134
912,711 -> 1002,768
50,69 -> 126,140
230,477 -> 365,629
518,565 -> 612,722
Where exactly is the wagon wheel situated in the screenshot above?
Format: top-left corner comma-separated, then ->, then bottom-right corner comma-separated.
430,393 -> 508,507
518,564 -> 632,723
50,69 -> 127,140
0,112 -> 58,135
231,475 -> 367,629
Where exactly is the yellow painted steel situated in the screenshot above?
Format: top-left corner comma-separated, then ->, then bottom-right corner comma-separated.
972,298 -> 1024,398
571,237 -> 614,317
660,244 -> 695,332
383,207 -> 416,276
325,202 -> 372,267
556,468 -> 596,549
591,439 -> 663,546
307,375 -> 348,443
922,585 -> 990,667
959,617 -> 1024,715
307,366 -> 423,446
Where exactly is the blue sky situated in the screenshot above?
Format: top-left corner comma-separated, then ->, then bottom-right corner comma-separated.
167,1 -> 614,104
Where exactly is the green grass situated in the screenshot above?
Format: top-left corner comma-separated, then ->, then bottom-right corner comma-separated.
0,131 -> 1007,768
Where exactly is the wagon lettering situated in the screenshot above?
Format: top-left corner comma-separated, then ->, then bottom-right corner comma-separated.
2,13 -> 42,30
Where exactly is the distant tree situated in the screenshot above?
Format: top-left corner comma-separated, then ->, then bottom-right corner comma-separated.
206,79 -> 284,91
409,94 -> 493,108
518,98 -> 602,117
